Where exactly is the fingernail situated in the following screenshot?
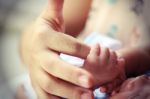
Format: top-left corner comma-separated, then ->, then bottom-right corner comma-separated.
118,57 -> 125,61
118,58 -> 125,66
79,75 -> 90,88
81,92 -> 93,99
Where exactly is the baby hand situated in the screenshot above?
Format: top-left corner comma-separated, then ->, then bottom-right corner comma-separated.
83,44 -> 126,92
110,75 -> 150,99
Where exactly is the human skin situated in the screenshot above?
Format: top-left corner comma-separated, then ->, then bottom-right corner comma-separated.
110,75 -> 150,99
83,44 -> 126,93
20,0 -> 95,99
21,0 -> 125,98
21,0 -> 150,99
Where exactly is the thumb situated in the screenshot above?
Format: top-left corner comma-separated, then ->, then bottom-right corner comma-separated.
48,0 -> 64,13
40,0 -> 64,31
43,0 -> 64,19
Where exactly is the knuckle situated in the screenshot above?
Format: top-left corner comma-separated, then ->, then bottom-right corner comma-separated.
71,43 -> 82,55
71,42 -> 88,58
75,43 -> 82,53
74,69 -> 83,80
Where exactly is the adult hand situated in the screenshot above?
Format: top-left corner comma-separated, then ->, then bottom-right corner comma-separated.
21,0 -> 94,99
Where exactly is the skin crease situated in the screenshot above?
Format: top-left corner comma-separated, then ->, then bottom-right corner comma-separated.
20,0 -> 150,99
21,0 -> 94,99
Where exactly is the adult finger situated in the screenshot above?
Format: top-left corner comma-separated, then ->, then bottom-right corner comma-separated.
35,85 -> 61,99
38,0 -> 90,59
41,30 -> 90,59
48,0 -> 64,11
39,51 -> 94,88
36,67 -> 94,99
30,64 -> 62,99
41,0 -> 64,20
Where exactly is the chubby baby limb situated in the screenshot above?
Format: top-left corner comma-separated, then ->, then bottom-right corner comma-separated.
110,75 -> 150,99
83,44 -> 126,93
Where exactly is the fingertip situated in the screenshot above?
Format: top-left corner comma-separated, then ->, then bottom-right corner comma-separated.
48,0 -> 64,11
78,71 -> 95,88
90,43 -> 100,56
86,44 -> 100,63
118,58 -> 125,66
118,57 -> 125,62
41,0 -> 64,23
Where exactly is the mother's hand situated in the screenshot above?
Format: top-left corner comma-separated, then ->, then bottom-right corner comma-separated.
21,0 -> 94,99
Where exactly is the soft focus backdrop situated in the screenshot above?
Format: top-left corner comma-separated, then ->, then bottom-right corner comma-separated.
0,0 -> 46,98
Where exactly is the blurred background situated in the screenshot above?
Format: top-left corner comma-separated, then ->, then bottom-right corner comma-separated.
0,0 -> 150,99
0,0 -> 46,98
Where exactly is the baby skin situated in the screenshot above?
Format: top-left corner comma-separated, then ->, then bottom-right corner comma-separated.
83,44 -> 126,93
110,75 -> 150,99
